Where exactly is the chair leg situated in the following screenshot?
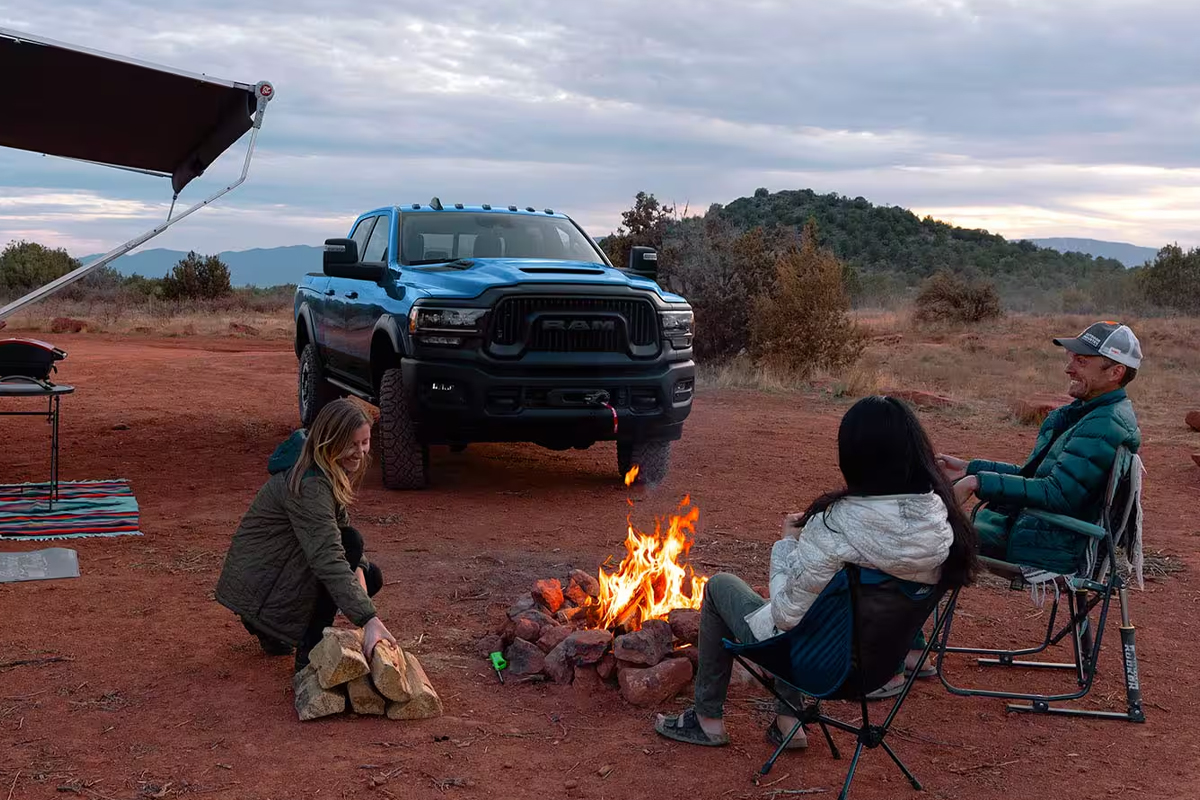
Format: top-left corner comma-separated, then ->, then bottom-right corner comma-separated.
759,721 -> 803,777
818,719 -> 841,759
879,738 -> 922,790
1117,587 -> 1146,723
837,741 -> 866,800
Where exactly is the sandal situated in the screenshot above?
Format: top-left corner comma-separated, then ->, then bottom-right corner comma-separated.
766,719 -> 809,750
654,707 -> 730,747
864,675 -> 906,701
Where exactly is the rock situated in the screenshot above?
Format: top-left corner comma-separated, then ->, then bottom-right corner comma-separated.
532,579 -> 564,613
111,423 -> 131,431
536,625 -> 571,654
346,675 -> 387,715
618,658 -> 694,707
613,619 -> 674,666
512,617 -> 542,643
884,388 -> 957,410
1187,411 -> 1200,432
515,610 -> 559,635
49,317 -> 86,334
561,629 -> 613,665
564,582 -> 591,607
228,322 -> 260,336
614,658 -> 640,673
476,633 -> 504,660
507,596 -> 537,619
596,653 -> 618,681
385,652 -> 442,720
309,627 -> 369,689
1192,453 -> 1200,467
1013,394 -> 1072,426
555,607 -> 585,625
572,665 -> 605,695
543,642 -> 574,684
371,641 -> 412,702
569,569 -> 600,598
871,333 -> 903,345
670,645 -> 700,672
667,609 -> 701,645
505,638 -> 546,677
293,665 -> 346,721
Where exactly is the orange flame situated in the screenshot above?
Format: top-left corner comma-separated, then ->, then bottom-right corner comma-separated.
594,495 -> 707,631
624,465 -> 640,486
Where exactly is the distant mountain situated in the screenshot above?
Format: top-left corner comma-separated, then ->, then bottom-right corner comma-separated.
1028,238 -> 1158,268
79,245 -> 323,287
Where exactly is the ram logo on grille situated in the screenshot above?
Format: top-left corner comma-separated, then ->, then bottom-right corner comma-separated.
541,318 -> 617,332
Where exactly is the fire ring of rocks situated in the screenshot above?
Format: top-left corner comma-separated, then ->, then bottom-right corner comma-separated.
476,497 -> 707,707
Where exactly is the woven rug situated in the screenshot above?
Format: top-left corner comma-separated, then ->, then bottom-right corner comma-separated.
0,480 -> 141,540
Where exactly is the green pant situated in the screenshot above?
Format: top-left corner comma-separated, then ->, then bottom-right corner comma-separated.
694,573 -> 802,718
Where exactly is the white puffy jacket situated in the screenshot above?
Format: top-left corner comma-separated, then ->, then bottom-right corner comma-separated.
744,492 -> 954,642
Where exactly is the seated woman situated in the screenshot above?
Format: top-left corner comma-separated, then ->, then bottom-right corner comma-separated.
655,395 -> 977,748
216,398 -> 397,671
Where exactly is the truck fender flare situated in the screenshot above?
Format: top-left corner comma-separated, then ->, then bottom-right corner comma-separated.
370,315 -> 409,389
295,304 -> 319,358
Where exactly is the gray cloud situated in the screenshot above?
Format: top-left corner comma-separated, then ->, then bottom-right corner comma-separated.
2,0 -> 1198,254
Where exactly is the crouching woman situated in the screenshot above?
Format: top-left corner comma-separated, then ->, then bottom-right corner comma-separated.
216,398 -> 396,670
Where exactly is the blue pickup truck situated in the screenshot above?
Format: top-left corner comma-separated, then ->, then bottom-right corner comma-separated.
294,200 -> 695,489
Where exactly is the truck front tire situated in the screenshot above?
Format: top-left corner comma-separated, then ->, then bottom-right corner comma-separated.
298,343 -> 340,427
617,439 -> 672,485
379,367 -> 429,490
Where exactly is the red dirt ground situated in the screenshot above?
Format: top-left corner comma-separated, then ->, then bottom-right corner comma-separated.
1,334 -> 1197,800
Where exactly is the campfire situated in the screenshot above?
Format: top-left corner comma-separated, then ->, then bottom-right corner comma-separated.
479,469 -> 710,706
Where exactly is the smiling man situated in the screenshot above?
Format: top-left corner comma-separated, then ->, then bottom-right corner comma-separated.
938,321 -> 1143,574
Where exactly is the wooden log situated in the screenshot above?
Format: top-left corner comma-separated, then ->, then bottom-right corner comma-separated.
385,652 -> 443,720
370,640 -> 412,702
309,627 -> 369,689
293,665 -> 346,721
347,675 -> 387,716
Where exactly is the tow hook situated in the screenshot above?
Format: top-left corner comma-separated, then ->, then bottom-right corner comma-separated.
584,390 -> 618,435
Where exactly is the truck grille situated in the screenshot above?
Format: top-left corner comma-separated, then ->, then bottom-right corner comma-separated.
489,296 -> 658,353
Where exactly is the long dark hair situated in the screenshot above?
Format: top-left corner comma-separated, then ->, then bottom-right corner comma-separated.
799,395 -> 978,589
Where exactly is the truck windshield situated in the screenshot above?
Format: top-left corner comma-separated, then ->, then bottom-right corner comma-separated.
400,212 -> 607,266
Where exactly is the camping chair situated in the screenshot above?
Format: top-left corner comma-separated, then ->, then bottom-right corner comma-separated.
934,445 -> 1146,722
724,564 -> 956,800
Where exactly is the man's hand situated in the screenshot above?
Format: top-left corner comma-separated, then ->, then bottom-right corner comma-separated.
953,475 -> 979,507
936,454 -> 969,483
361,617 -> 397,661
782,512 -> 805,540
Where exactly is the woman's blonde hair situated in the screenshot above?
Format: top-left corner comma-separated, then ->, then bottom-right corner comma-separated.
288,398 -> 372,508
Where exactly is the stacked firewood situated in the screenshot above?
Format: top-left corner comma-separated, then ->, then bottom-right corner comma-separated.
292,627 -> 442,721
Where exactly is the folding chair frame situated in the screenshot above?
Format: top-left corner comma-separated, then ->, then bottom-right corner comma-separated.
731,567 -> 961,800
933,448 -> 1146,723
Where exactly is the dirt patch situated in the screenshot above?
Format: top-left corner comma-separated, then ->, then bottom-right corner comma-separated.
0,334 -> 1197,799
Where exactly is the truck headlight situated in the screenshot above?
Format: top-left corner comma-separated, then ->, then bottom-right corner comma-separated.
409,306 -> 488,334
660,309 -> 693,349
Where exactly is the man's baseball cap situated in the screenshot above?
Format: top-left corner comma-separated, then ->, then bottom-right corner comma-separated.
1053,321 -> 1143,369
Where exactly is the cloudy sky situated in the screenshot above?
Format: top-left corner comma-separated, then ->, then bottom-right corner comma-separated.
2,0 -> 1198,256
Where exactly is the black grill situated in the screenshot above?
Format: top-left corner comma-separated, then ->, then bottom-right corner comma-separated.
489,296 -> 658,354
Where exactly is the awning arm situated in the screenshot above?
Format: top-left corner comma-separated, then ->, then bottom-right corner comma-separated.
0,80 -> 274,323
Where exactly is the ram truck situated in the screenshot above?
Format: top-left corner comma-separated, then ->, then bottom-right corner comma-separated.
293,200 -> 695,489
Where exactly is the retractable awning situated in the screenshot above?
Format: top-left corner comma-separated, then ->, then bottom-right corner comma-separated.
0,27 -> 274,321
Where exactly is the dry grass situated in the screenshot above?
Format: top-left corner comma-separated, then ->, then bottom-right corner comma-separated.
3,298 -> 293,339
698,307 -> 1200,448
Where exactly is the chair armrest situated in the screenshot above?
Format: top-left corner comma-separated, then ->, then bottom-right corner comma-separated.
1024,509 -> 1105,540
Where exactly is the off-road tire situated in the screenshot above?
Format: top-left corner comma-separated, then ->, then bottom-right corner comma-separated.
298,343 -> 340,427
617,439 -> 672,485
378,367 -> 429,489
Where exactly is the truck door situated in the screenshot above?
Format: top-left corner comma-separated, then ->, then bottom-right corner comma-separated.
323,215 -> 378,379
342,212 -> 397,385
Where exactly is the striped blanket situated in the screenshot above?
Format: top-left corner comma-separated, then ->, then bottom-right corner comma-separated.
0,480 -> 141,540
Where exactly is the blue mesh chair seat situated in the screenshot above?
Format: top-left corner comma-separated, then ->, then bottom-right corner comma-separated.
724,565 -> 955,800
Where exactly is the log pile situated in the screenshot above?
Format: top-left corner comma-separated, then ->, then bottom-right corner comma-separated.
293,627 -> 442,721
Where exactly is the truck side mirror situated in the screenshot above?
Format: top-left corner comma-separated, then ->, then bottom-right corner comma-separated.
628,246 -> 658,280
323,238 -> 386,282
